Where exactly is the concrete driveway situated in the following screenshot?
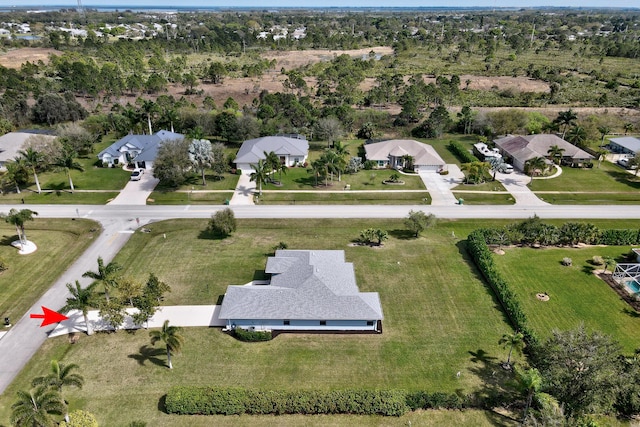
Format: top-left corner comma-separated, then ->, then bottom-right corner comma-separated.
229,171 -> 255,205
418,165 -> 465,205
495,170 -> 548,206
107,168 -> 159,205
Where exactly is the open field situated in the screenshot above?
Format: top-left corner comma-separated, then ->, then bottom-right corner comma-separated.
0,47 -> 62,69
492,244 -> 640,354
0,218 -> 518,426
0,218 -> 99,323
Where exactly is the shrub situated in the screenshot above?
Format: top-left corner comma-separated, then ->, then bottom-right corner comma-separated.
592,256 -> 604,266
562,257 -> 572,266
207,208 -> 237,237
233,327 -> 272,342
0,258 -> 7,272
447,141 -> 479,164
363,160 -> 377,170
59,410 -> 99,427
598,229 -> 640,246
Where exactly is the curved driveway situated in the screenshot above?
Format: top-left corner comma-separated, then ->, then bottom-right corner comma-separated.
2,201 -> 640,394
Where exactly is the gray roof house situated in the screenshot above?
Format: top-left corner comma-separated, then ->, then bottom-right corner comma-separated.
363,139 -> 446,172
218,250 -> 383,332
609,137 -> 640,156
97,130 -> 183,169
234,135 -> 308,171
0,131 -> 56,170
494,134 -> 593,171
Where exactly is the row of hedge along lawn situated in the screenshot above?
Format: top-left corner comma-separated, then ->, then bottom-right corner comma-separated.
0,218 -> 522,426
0,218 -> 99,327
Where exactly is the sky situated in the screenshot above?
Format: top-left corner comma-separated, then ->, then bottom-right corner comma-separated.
8,0 -> 640,9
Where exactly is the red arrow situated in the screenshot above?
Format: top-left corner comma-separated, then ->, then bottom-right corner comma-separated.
30,306 -> 68,327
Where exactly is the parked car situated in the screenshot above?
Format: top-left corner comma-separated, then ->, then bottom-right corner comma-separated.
130,169 -> 144,181
617,158 -> 637,170
498,164 -> 514,174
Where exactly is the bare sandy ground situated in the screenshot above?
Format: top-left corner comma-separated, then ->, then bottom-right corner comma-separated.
0,47 -> 62,68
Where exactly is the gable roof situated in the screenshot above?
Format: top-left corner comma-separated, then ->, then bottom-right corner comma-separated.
364,139 -> 446,166
494,134 -> 593,163
234,135 -> 308,165
610,137 -> 640,153
97,130 -> 183,161
0,131 -> 56,166
219,250 -> 383,321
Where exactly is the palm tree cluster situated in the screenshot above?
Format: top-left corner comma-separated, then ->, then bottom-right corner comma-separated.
11,360 -> 84,427
1,208 -> 38,246
461,161 -> 490,184
309,143 -> 348,187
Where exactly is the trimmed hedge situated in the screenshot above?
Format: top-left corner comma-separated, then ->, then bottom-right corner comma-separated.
599,229 -> 640,246
165,386 -> 410,416
466,229 -> 539,348
447,141 -> 479,164
405,391 -> 470,410
233,328 -> 272,342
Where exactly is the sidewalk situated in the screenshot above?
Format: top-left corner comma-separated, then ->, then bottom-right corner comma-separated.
49,305 -> 226,337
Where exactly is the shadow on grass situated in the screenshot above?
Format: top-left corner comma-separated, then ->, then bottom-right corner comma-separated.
158,394 -> 168,414
293,175 -> 317,187
388,229 -> 416,240
605,170 -> 640,189
197,229 -> 231,240
467,348 -> 518,422
581,264 -> 595,275
128,344 -> 166,367
485,409 -> 521,427
0,234 -> 17,246
622,307 -> 640,318
252,269 -> 267,281
216,294 -> 225,305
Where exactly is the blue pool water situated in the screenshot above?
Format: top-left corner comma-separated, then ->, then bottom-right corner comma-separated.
625,280 -> 640,294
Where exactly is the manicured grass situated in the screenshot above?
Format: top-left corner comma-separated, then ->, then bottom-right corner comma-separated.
0,191 -> 120,205
534,192 -> 640,205
451,192 -> 515,205
0,218 -> 100,323
148,191 -> 234,205
0,219 -> 518,426
154,172 -> 240,192
418,134 -> 480,165
528,162 -> 640,193
492,245 -> 640,354
258,191 -> 431,205
268,167 -> 426,190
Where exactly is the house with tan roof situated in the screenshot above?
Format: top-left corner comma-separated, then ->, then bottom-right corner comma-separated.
363,139 -> 446,172
218,250 -> 383,333
234,135 -> 308,171
494,134 -> 593,171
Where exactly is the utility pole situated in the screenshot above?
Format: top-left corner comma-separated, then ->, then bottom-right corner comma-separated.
76,0 -> 85,19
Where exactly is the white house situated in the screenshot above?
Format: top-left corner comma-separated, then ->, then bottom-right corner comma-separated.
609,137 -> 640,156
234,135 -> 308,172
97,130 -> 183,169
363,139 -> 446,172
218,250 -> 383,333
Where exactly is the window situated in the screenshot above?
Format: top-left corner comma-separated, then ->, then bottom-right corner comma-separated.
319,320 -> 326,326
283,320 -> 290,326
366,321 -> 374,326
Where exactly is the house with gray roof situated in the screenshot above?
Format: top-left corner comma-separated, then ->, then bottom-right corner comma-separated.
234,135 -> 308,171
363,139 -> 446,172
609,137 -> 640,156
218,250 -> 383,332
494,134 -> 593,171
0,131 -> 56,171
97,130 -> 183,169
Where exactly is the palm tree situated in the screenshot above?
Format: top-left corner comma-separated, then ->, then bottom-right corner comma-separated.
139,99 -> 158,135
595,148 -> 608,168
514,367 -> 542,423
566,125 -> 587,147
10,386 -> 65,427
62,281 -> 98,335
18,148 -> 44,194
82,256 -> 122,303
2,208 -> 38,246
597,125 -> 611,144
603,256 -> 616,274
555,109 -> 577,139
525,156 -> 547,177
332,141 -> 349,159
149,320 -> 185,369
276,162 -> 288,184
546,144 -> 565,165
5,158 -> 28,194
498,331 -> 525,368
250,159 -> 268,196
461,161 -> 490,184
53,148 -> 84,192
264,151 -> 280,182
401,154 -> 414,171
624,122 -> 634,135
32,360 -> 84,393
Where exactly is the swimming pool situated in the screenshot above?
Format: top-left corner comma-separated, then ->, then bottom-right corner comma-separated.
624,280 -> 640,294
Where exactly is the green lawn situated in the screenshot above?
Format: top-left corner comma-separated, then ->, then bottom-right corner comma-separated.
0,218 -> 100,323
267,167 -> 426,190
148,191 -> 235,205
492,245 -> 640,354
529,162 -> 640,193
258,191 -> 431,205
0,219 -> 518,426
154,172 -> 240,192
0,191 -> 120,205
535,192 -> 640,205
451,192 -> 515,205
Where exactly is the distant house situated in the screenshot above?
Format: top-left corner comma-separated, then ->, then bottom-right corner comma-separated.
0,131 -> 56,171
494,134 -> 593,171
97,130 -> 183,169
609,137 -> 640,156
363,139 -> 446,172
234,135 -> 308,172
218,250 -> 384,332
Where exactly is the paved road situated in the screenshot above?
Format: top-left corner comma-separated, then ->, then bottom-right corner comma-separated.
2,200 -> 640,394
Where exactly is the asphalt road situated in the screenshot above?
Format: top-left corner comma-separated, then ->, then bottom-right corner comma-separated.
1,201 -> 640,395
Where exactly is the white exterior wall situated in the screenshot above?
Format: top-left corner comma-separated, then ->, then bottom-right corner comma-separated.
228,319 -> 378,331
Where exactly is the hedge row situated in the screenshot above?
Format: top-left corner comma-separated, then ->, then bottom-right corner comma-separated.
447,141 -> 479,164
233,328 -> 272,342
165,386 -> 410,416
405,391 -> 470,410
599,228 -> 640,246
466,230 -> 539,348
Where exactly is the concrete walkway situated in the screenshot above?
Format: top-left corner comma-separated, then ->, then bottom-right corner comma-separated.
418,165 -> 465,205
49,305 -> 226,337
107,169 -> 159,205
495,170 -> 548,206
229,171 -> 255,205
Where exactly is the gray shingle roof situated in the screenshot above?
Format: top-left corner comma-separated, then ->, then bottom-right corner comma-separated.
219,250 -> 383,321
234,135 -> 308,165
97,130 -> 183,162
610,137 -> 640,153
494,134 -> 593,164
364,139 -> 446,166
0,132 -> 56,165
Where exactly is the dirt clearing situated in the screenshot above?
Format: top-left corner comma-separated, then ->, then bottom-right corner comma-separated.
0,48 -> 62,69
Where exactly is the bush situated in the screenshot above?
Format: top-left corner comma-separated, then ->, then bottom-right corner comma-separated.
592,256 -> 604,266
363,160 -> 377,170
207,208 -> 237,237
562,257 -> 572,266
59,410 -> 99,427
233,327 -> 272,342
0,258 -> 8,272
165,386 -> 409,416
447,141 -> 479,164
598,229 -> 640,246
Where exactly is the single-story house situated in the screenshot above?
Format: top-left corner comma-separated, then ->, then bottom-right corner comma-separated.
363,139 -> 446,172
97,130 -> 183,169
0,131 -> 56,171
609,137 -> 640,156
234,135 -> 309,172
494,134 -> 593,171
218,250 -> 383,332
